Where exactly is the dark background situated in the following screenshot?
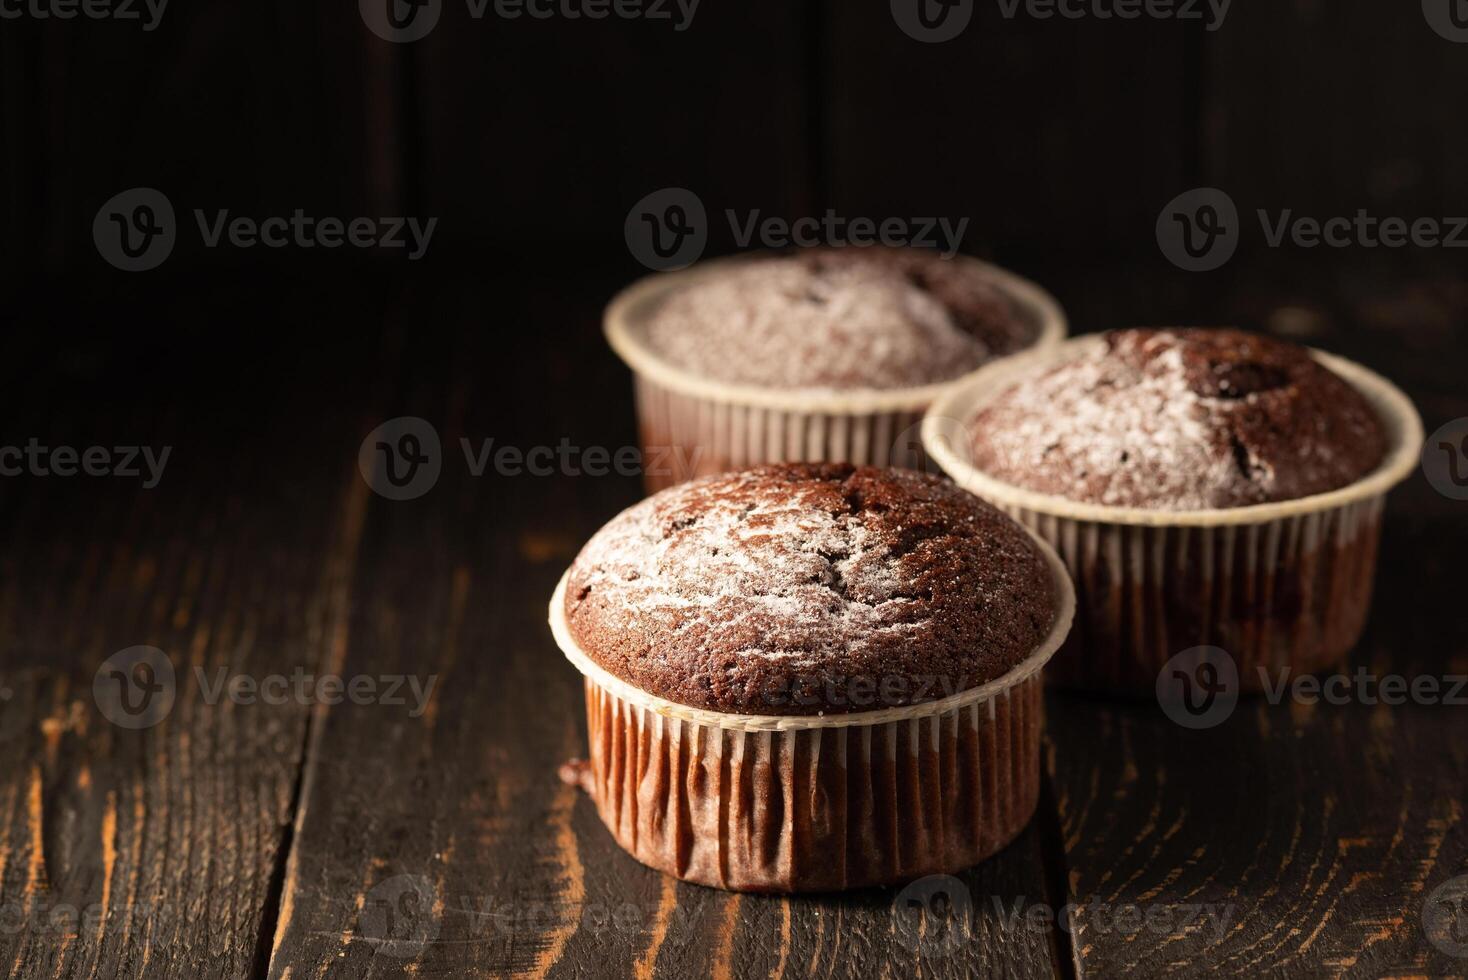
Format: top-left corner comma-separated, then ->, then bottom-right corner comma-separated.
4,0 -> 1466,435
1,2 -> 1467,978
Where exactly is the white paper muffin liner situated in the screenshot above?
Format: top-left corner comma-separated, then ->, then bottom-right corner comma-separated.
922,335 -> 1425,694
548,529 -> 1076,893
605,255 -> 1067,492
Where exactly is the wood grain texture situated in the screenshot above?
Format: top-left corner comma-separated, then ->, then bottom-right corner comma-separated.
0,276 -> 385,979
2,229 -> 1466,980
409,0 -> 815,258
261,272 -> 1071,979
1205,0 -> 1468,234
823,4 -> 1192,265
0,2 -> 397,276
5,259 -> 1467,978
1042,262 -> 1468,979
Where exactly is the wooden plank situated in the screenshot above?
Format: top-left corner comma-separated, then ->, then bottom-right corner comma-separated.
1044,262 -> 1468,977
1206,0 -> 1468,236
264,272 -> 1069,978
410,0 -> 814,260
0,2 -> 396,276
0,276 -> 382,978
266,474 -> 1068,979
824,7 -> 1192,265
1047,638 -> 1468,975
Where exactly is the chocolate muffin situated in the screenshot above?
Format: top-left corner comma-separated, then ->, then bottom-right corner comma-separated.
925,328 -> 1422,694
550,463 -> 1076,891
967,328 -> 1388,510
605,248 -> 1066,491
640,247 -> 1037,391
563,462 -> 1057,715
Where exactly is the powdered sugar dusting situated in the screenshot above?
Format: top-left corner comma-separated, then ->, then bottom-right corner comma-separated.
641,253 -> 995,390
967,329 -> 1387,510
571,472 -> 921,663
563,464 -> 1057,715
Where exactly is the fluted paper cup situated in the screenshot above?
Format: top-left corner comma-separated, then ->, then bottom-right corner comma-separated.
604,255 -> 1067,493
548,532 -> 1076,893
922,335 -> 1424,695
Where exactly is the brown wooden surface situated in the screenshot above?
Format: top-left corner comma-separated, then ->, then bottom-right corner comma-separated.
0,256 -> 1464,978
4,0 -> 1468,974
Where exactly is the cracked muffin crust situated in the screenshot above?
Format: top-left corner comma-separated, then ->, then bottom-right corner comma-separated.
965,329 -> 1388,510
640,247 -> 1036,390
563,463 -> 1057,715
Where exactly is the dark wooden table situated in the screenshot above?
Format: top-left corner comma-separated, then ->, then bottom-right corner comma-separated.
1,255 -> 1465,978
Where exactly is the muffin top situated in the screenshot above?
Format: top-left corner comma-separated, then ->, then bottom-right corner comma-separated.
562,464 -> 1057,716
638,248 -> 1035,390
966,329 -> 1387,510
